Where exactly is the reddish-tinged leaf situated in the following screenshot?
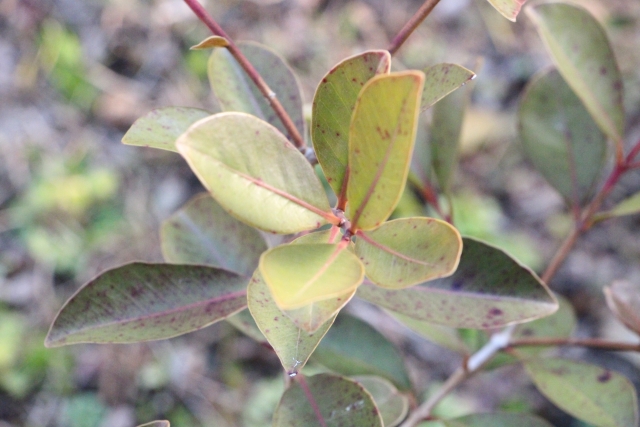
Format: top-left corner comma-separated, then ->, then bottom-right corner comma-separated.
486,0 -> 526,22
45,263 -> 247,347
190,36 -> 229,50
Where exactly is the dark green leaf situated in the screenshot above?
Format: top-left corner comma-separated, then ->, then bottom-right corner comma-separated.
519,68 -> 607,206
226,308 -> 267,343
357,238 -> 557,329
273,373 -> 383,427
45,263 -> 247,346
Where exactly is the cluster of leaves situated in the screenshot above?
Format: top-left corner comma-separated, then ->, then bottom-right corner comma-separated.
43,0 -> 640,426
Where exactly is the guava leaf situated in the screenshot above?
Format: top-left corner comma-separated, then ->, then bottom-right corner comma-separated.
604,281 -> 640,336
444,412 -> 554,426
486,0 -> 526,22
176,112 -> 332,234
347,71 -> 425,230
137,422 -> 170,427
314,314 -> 411,390
208,41 -> 305,139
161,193 -> 267,276
122,107 -> 211,152
225,308 -> 267,343
430,80 -> 467,193
354,217 -> 462,289
312,50 -> 391,197
353,376 -> 408,427
593,192 -> 640,223
422,63 -> 475,111
519,68 -> 607,207
259,243 -> 364,310
247,271 -> 335,374
388,310 -> 469,354
190,36 -> 229,50
523,358 -> 638,427
273,373 -> 383,427
356,238 -> 557,329
527,2 -> 625,146
45,263 -> 247,347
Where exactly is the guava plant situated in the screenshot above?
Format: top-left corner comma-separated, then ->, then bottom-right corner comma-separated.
45,0 -> 640,426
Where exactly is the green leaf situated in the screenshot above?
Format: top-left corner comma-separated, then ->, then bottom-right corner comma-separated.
259,243 -> 364,310
444,412 -> 554,426
226,308 -> 267,343
486,0 -> 526,22
422,63 -> 475,111
247,271 -> 335,374
519,68 -> 607,207
593,192 -> 640,223
347,71 -> 425,230
527,2 -> 625,145
312,50 -> 391,197
314,314 -> 411,390
430,80 -> 467,193
388,311 -> 469,354
355,217 -> 462,289
190,36 -> 229,50
208,41 -> 305,139
353,376 -> 409,427
160,193 -> 267,276
604,281 -> 640,336
511,293 -> 576,357
122,107 -> 211,153
45,263 -> 247,347
356,238 -> 557,329
523,358 -> 639,427
137,422 -> 170,427
273,373 -> 383,427
176,112 -> 332,234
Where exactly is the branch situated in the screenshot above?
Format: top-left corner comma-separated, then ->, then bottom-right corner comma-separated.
388,0 -> 442,55
182,0 -> 305,149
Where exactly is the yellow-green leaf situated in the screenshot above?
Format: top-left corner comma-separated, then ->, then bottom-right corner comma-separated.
122,107 -> 211,153
312,50 -> 391,197
247,271 -> 335,374
486,0 -> 526,22
347,71 -> 425,230
259,243 -> 364,310
355,217 -> 461,289
524,358 -> 638,427
593,192 -> 640,223
527,2 -> 625,146
190,35 -> 229,50
176,112 -> 332,234
422,63 -> 475,111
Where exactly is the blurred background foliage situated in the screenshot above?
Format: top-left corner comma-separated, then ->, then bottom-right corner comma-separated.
0,0 -> 639,426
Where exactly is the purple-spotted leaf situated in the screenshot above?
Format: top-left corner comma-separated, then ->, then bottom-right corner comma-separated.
593,192 -> 640,223
353,376 -> 408,427
347,71 -> 425,231
137,422 -> 170,427
430,78 -> 468,193
519,68 -> 607,207
176,113 -> 332,234
190,35 -> 229,50
280,232 -> 356,333
355,217 -> 462,289
273,373 -> 383,427
259,242 -> 364,310
604,281 -> 640,336
161,193 -> 267,277
527,2 -> 625,146
356,238 -> 557,329
388,310 -> 469,354
312,50 -> 391,197
486,0 -> 526,22
314,314 -> 411,390
443,412 -> 554,426
122,107 -> 211,152
247,271 -> 335,374
523,358 -> 639,427
208,41 -> 305,139
422,63 -> 475,111
45,263 -> 247,347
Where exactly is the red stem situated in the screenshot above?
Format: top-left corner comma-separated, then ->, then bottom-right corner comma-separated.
388,0 -> 442,55
182,0 -> 305,149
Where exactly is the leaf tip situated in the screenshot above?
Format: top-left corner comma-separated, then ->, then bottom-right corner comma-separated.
190,36 -> 230,50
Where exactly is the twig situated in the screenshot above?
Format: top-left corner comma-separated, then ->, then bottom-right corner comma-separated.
182,0 -> 305,149
509,337 -> 640,352
388,0 -> 442,55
